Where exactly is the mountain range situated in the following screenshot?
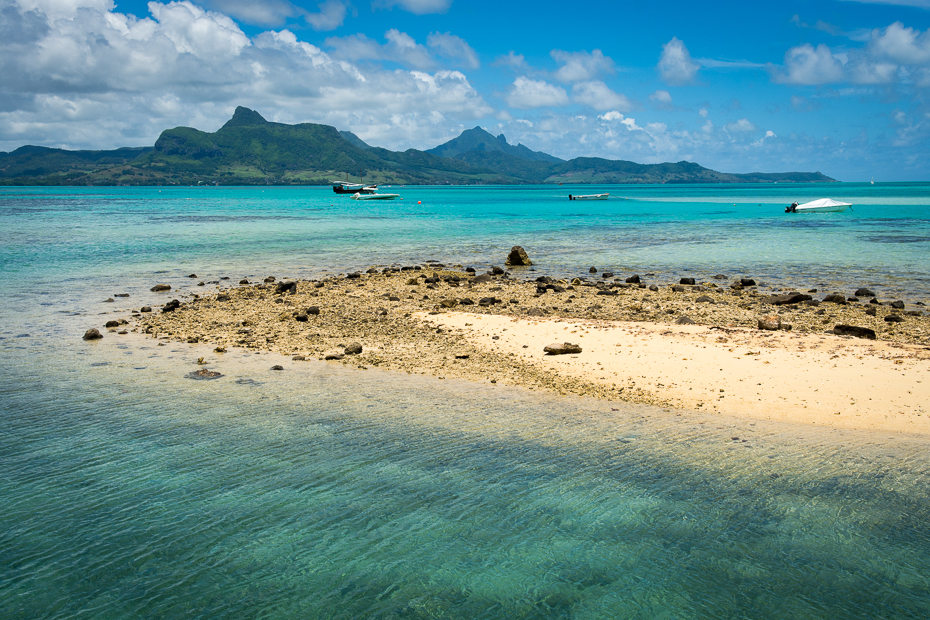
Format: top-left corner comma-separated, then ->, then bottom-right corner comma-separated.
0,107 -> 836,186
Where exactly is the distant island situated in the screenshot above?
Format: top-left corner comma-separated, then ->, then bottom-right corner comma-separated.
0,107 -> 836,186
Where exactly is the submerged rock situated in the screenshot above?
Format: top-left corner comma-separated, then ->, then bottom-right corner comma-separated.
82,328 -> 103,340
187,368 -> 224,380
150,284 -> 171,292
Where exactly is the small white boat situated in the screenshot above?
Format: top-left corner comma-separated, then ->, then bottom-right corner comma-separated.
785,198 -> 852,213
351,193 -> 400,200
568,193 -> 609,201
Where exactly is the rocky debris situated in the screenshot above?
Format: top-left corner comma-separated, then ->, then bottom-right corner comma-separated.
865,307 -> 877,316
885,314 -> 905,323
822,293 -> 847,304
104,298 -> 115,303
740,278 -> 757,287
676,316 -> 696,325
758,315 -> 781,330
275,281 -> 297,295
696,295 -> 714,303
680,277 -> 696,285
505,245 -> 532,266
150,284 -> 171,292
834,325 -> 876,339
344,342 -> 363,355
543,342 -> 582,355
307,306 -> 320,315
163,299 -> 181,313
187,369 -> 223,380
140,306 -> 152,313
271,365 -> 284,370
890,300 -> 906,309
763,293 -> 814,305
440,299 -> 458,308
83,328 -> 103,340
104,320 -> 120,328
602,272 -> 614,279
855,288 -> 875,297
625,275 -> 641,284
239,279 -> 249,285
589,266 -> 597,273
479,297 -> 501,306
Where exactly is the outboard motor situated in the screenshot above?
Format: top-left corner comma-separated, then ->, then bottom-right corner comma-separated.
785,201 -> 798,213
568,194 -> 573,201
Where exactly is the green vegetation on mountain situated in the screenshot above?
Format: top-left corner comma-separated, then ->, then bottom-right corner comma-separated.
0,106 -> 836,186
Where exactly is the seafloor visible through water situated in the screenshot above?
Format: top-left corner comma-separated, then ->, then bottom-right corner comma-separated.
2,184 -> 929,618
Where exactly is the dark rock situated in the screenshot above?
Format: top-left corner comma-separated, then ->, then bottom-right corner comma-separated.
187,274 -> 197,278
526,308 -> 547,316
187,369 -> 224,380
388,295 -> 400,302
763,293 -> 813,305
307,306 -> 320,315
847,297 -> 860,302
140,306 -> 152,312
346,272 -> 361,279
104,298 -> 115,303
675,316 -> 695,325
460,298 -> 475,305
314,281 -> 325,289
589,266 -> 597,273
549,285 -> 566,293
150,284 -> 171,292
885,314 -> 905,323
865,306 -> 877,316
216,294 -> 230,302
649,284 -> 659,292
671,285 -> 689,293
114,293 -> 129,297
544,342 -> 582,355
890,300 -> 905,309
271,365 -> 284,371
680,277 -> 696,285
855,288 -> 875,297
292,355 -> 305,361
869,298 -> 880,304
472,273 -> 493,284
758,315 -> 781,330
264,276 -> 276,283
239,279 -> 249,285
344,342 -> 363,355
602,272 -> 614,279
162,299 -> 181,313
478,297 -> 500,306
104,320 -> 120,328
275,281 -> 297,295
505,245 -> 532,266
490,265 -> 505,275
440,299 -> 458,308
625,274 -> 641,284
465,267 -> 476,274
906,310 -> 923,316
324,351 -> 344,360
822,293 -> 847,304
198,282 -> 205,286
294,314 -> 308,322
696,295 -> 714,303
834,325 -> 876,339
82,328 -> 103,340
802,299 -> 821,306
596,289 -> 618,296
713,274 -> 727,280
740,278 -> 756,287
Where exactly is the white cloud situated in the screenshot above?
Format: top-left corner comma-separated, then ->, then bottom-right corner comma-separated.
840,0 -> 930,8
550,49 -> 615,82
325,29 -> 436,69
752,130 -> 776,146
305,0 -> 347,31
701,120 -> 714,134
725,118 -> 757,132
506,76 -> 568,109
571,81 -> 631,112
598,110 -> 624,122
698,107 -> 708,118
148,1 -> 250,59
867,22 -> 930,64
372,0 -> 452,14
772,43 -> 845,85
658,37 -> 699,85
494,51 -> 528,71
205,0 -> 297,27
427,32 -> 479,69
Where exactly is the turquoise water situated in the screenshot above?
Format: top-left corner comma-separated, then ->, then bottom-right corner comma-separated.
2,184 -> 930,618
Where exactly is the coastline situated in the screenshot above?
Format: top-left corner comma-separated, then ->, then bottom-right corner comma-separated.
123,264 -> 930,435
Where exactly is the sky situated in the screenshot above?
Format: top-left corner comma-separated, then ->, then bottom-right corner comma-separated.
2,0 -> 930,181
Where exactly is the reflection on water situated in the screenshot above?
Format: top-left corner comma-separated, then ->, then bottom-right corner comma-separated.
2,334 -> 929,619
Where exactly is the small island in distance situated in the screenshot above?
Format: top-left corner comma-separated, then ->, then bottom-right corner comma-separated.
0,107 -> 836,186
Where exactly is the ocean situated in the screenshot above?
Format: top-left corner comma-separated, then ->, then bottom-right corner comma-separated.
2,183 -> 929,618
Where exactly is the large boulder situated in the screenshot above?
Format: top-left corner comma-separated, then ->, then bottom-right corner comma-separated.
505,246 -> 532,266
544,342 -> 582,355
82,328 -> 103,340
834,325 -> 876,339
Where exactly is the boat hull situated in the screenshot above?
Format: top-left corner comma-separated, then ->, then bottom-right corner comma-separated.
351,193 -> 399,200
569,193 -> 609,201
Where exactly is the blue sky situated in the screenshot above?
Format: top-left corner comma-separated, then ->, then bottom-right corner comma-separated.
2,0 -> 930,180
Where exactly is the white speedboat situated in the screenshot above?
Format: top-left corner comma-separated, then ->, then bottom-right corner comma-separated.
568,193 -> 609,201
351,192 -> 399,200
785,198 -> 852,213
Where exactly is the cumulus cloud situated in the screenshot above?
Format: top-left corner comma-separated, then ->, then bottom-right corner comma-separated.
325,28 -> 436,69
550,49 -> 615,82
305,0 -> 347,30
658,37 -> 699,85
571,81 -> 631,112
0,0 -> 493,152
771,43 -> 845,84
427,32 -> 479,69
205,0 -> 298,27
649,89 -> 673,110
867,21 -> 930,64
506,76 -> 568,109
372,0 -> 452,14
494,51 -> 528,71
725,118 -> 757,132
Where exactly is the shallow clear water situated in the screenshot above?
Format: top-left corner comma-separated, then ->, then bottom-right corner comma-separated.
1,184 -> 929,618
